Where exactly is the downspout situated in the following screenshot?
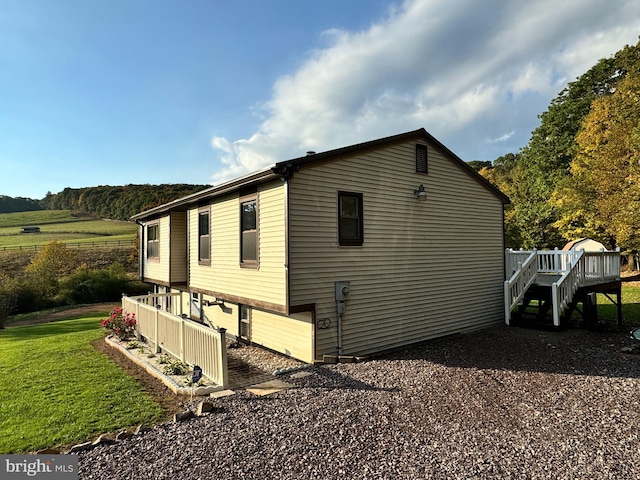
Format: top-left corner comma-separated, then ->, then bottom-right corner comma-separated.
284,177 -> 290,315
135,220 -> 144,281
334,281 -> 350,356
336,301 -> 345,356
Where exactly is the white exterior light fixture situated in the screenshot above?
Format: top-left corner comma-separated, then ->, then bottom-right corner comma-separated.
414,184 -> 427,201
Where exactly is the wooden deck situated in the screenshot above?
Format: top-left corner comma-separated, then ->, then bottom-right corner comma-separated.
504,248 -> 621,329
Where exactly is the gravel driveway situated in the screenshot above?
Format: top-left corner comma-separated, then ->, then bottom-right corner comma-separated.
78,326 -> 640,479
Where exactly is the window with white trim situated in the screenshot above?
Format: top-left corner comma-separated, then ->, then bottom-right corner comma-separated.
147,223 -> 159,260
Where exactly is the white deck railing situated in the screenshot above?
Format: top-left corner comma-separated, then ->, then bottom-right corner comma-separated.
122,294 -> 228,388
582,250 -> 621,286
505,248 -> 620,327
550,250 -> 585,327
504,250 -> 538,325
128,292 -> 184,317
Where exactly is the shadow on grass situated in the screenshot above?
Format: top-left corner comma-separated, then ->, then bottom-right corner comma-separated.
0,315 -> 104,341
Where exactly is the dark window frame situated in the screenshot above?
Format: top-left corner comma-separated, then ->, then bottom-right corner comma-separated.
147,222 -> 160,261
338,191 -> 364,246
240,194 -> 259,268
416,143 -> 428,174
198,206 -> 211,266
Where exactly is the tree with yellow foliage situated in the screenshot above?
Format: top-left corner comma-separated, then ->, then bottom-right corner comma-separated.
25,241 -> 78,297
553,72 -> 640,251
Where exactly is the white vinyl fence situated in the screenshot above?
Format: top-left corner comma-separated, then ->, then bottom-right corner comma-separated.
122,294 -> 228,388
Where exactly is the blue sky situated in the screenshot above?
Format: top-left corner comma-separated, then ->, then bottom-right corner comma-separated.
1,0 -> 639,199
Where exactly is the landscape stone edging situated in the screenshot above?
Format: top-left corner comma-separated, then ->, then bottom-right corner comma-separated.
104,335 -> 224,396
54,403 -> 220,455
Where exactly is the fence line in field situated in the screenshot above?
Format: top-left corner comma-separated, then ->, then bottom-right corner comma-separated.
0,239 -> 136,252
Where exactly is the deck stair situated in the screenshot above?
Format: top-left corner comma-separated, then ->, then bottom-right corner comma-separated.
504,248 -> 621,328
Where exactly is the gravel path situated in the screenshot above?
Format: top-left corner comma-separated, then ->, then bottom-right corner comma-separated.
78,326 -> 640,479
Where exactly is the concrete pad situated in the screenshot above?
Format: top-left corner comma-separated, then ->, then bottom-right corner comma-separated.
210,389 -> 235,399
246,379 -> 293,396
290,371 -> 313,379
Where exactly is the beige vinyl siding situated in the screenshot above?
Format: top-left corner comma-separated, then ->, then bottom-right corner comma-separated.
143,215 -> 171,283
201,300 -> 239,336
169,211 -> 187,284
200,299 -> 313,362
289,140 -> 504,359
189,181 -> 287,307
250,310 -> 313,363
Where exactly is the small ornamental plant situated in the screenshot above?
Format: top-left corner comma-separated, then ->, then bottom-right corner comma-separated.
162,360 -> 189,376
101,307 -> 137,340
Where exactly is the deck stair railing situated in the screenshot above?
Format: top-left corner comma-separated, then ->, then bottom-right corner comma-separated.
504,250 -> 538,325
550,250 -> 585,327
122,294 -> 228,388
505,248 -> 620,327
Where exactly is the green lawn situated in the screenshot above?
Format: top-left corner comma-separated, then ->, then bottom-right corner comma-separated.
598,284 -> 640,325
0,312 -> 165,453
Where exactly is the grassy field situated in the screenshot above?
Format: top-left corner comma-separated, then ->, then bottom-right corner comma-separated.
0,210 -> 92,228
598,284 -> 640,325
0,210 -> 136,248
0,312 -> 165,454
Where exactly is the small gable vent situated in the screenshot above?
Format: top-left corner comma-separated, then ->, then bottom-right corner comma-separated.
415,144 -> 428,173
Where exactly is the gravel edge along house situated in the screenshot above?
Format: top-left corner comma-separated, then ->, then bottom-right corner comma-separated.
129,128 -> 509,365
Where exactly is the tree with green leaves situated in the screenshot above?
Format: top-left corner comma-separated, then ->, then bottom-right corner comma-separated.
553,72 -> 640,252
478,152 -> 521,247
466,160 -> 492,172
509,38 -> 640,248
0,273 -> 17,329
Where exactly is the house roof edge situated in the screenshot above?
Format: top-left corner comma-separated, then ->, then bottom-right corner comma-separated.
130,167 -> 278,221
131,127 -> 509,221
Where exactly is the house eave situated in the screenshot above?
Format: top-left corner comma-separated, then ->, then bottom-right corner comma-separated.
131,127 -> 509,222
130,167 -> 280,221
273,128 -> 510,205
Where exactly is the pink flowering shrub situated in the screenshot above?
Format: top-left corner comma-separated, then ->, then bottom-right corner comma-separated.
101,307 -> 136,340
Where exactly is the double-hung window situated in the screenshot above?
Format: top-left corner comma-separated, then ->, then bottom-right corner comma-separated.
338,191 -> 363,246
198,207 -> 210,265
147,223 -> 159,260
240,195 -> 258,267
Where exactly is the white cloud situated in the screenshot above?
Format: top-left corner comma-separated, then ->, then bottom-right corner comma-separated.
210,0 -> 640,183
492,131 -> 515,143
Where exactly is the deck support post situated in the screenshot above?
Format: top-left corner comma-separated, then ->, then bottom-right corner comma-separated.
616,286 -> 623,327
504,281 -> 510,325
551,283 -> 560,328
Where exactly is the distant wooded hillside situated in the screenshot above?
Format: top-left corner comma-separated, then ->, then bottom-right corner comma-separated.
42,184 -> 209,220
0,195 -> 43,214
0,184 -> 209,220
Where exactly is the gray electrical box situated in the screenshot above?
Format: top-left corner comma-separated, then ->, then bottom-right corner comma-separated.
335,281 -> 350,301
